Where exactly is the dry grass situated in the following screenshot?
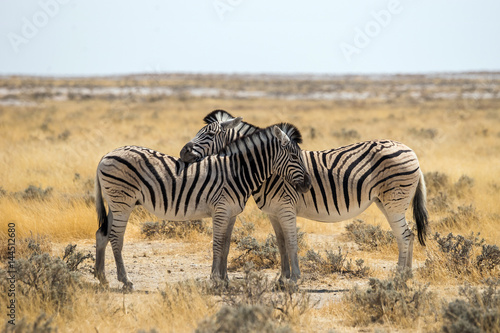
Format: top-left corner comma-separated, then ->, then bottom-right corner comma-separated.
1,74 -> 499,332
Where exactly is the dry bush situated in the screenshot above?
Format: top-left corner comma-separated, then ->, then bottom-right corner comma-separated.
197,264 -> 313,332
229,229 -> 307,270
0,234 -> 52,260
196,305 -> 292,333
2,254 -> 81,314
152,280 -> 217,332
453,175 -> 475,198
343,219 -> 395,250
62,244 -> 95,274
419,232 -> 500,282
424,172 -> 475,214
442,279 -> 500,333
409,127 -> 438,140
3,313 -> 57,333
436,204 -> 480,229
425,171 -> 450,198
342,269 -> 438,328
301,247 -> 370,278
230,235 -> 280,270
231,220 -> 255,243
13,185 -> 53,201
0,242 -> 94,322
331,128 -> 360,141
1,75 -> 500,333
140,219 -> 209,239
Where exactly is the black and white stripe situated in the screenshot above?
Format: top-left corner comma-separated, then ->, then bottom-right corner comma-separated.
95,123 -> 311,289
180,110 -> 429,282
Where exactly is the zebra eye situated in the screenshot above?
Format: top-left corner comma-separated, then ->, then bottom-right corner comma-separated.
290,153 -> 299,161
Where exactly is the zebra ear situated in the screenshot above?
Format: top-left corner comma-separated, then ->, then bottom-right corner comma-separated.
221,117 -> 243,130
272,126 -> 291,146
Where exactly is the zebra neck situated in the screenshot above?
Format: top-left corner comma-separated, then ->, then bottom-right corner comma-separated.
232,122 -> 260,140
219,132 -> 276,189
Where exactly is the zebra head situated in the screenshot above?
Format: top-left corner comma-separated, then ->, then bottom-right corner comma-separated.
180,110 -> 246,163
270,124 -> 312,193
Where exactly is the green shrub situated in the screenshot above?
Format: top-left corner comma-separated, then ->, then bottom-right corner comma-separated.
344,219 -> 395,250
197,264 -> 311,333
331,128 -> 360,141
141,219 -> 208,239
17,185 -> 53,201
442,279 -> 500,333
429,192 -> 451,212
477,245 -> 500,273
3,313 -> 57,333
0,234 -> 51,261
229,229 -> 307,270
453,175 -> 475,198
15,253 -> 81,310
437,205 -> 480,229
196,304 -> 292,333
410,127 -> 438,140
0,244 -> 92,315
344,269 -> 437,327
420,232 -> 500,280
62,244 -> 95,274
424,171 -> 449,197
231,220 -> 255,244
302,247 -> 370,277
424,172 -> 475,213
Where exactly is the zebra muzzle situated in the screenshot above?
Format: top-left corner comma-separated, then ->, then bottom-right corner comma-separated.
180,142 -> 199,163
295,173 -> 312,193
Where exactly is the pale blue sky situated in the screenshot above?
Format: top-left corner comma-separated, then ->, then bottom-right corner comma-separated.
1,0 -> 499,76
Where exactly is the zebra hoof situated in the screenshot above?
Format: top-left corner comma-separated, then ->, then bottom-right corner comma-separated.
274,278 -> 298,292
122,281 -> 134,293
209,276 -> 229,290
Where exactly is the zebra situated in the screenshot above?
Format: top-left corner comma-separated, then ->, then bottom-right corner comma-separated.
180,110 -> 429,282
94,123 -> 312,289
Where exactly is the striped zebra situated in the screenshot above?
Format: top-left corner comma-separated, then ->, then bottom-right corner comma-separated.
180,110 -> 429,282
94,124 -> 311,289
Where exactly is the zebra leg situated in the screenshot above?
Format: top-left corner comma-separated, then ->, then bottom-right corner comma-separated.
277,210 -> 301,282
375,200 -> 415,269
219,216 -> 237,281
268,215 -> 291,283
109,209 -> 134,290
211,212 -> 233,283
95,211 -> 111,287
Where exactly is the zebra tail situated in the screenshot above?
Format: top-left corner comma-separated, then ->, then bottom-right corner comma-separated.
95,173 -> 108,237
413,170 -> 429,246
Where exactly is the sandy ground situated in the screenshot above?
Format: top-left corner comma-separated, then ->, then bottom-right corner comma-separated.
61,233 -> 404,312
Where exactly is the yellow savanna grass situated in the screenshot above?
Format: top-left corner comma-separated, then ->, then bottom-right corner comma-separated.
1,76 -> 499,332
2,281 -> 217,332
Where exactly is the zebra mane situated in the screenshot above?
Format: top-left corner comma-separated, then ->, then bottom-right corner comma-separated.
220,122 -> 303,157
271,123 -> 303,144
203,110 -> 236,124
203,109 -> 260,134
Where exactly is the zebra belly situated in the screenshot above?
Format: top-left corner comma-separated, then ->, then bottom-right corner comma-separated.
140,200 -> 213,222
296,198 -> 375,222
297,201 -> 373,223
259,196 -> 376,223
